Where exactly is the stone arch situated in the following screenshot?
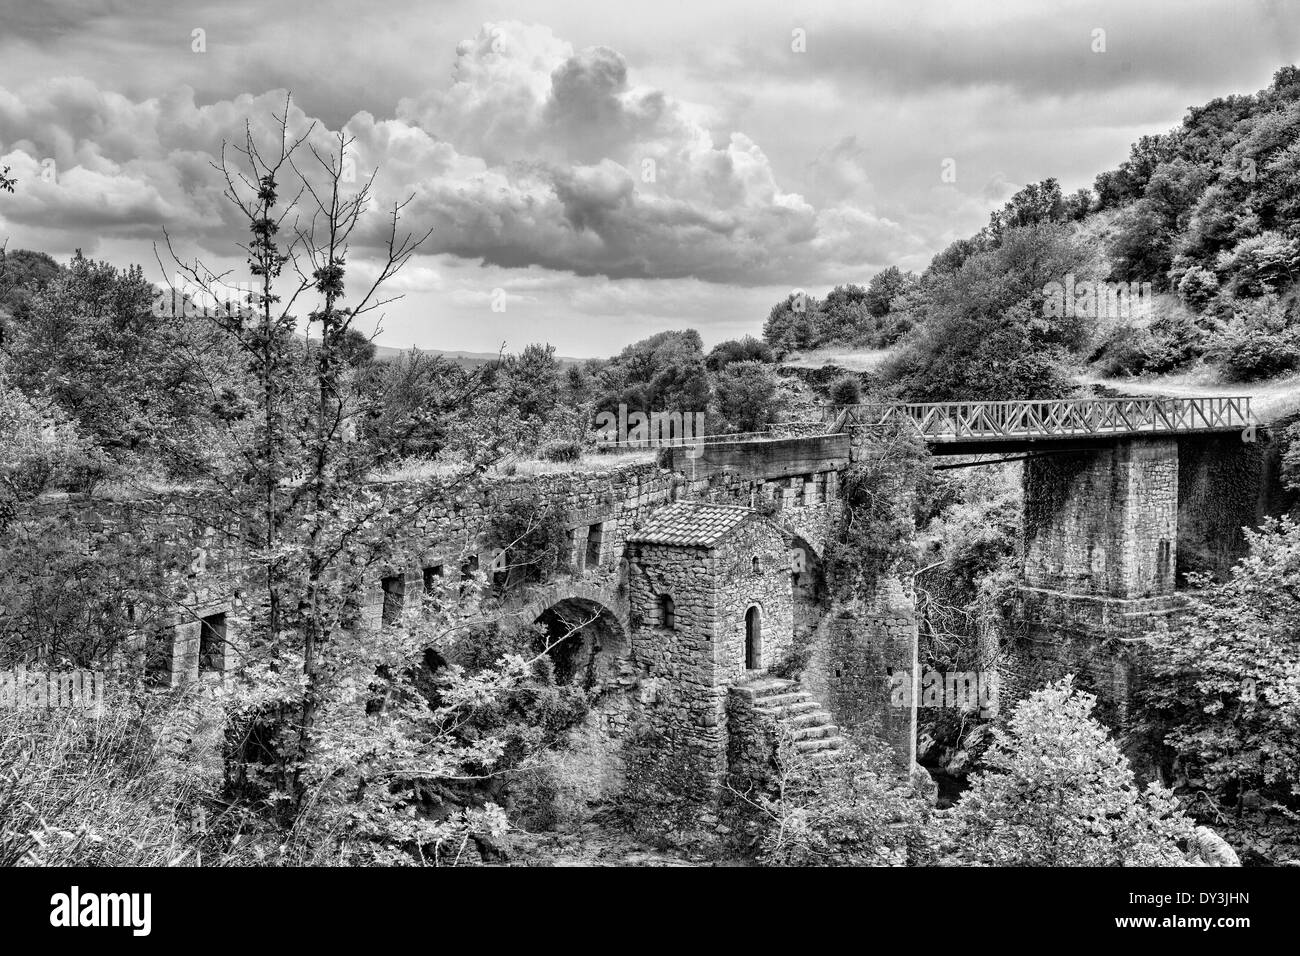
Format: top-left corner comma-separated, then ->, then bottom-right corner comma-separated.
521,580 -> 630,637
523,583 -> 631,690
786,531 -> 829,645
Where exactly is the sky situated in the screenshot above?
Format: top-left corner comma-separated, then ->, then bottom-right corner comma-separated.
1,0 -> 1297,357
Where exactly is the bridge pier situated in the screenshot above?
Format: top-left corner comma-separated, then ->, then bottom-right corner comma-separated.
1014,437 -> 1184,716
1023,437 -> 1178,598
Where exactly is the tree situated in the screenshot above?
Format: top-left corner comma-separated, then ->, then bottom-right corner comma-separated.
1142,517 -> 1300,810
5,253 -> 223,469
864,268 -> 907,318
762,291 -> 821,356
711,359 -> 780,433
705,335 -> 773,372
987,178 -> 1068,242
948,678 -> 1193,866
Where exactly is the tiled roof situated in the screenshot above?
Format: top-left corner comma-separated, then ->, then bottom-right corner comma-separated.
626,502 -> 758,547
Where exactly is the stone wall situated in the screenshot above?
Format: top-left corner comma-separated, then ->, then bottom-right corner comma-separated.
1023,438 -> 1178,599
802,578 -> 918,770
624,539 -> 727,788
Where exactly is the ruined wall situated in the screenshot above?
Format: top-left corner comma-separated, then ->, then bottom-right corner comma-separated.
802,578 -> 917,769
1023,438 -> 1178,599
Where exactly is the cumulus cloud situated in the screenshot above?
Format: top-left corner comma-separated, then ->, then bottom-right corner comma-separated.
0,21 -> 922,286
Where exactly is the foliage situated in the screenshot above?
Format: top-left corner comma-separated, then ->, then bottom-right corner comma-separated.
4,253 -> 237,472
826,422 -> 932,599
1204,295 -> 1300,381
914,464 -> 1021,669
1089,310 -> 1206,377
947,678 -> 1194,866
711,359 -> 781,433
484,496 -> 572,585
744,734 -> 933,866
882,223 -> 1096,401
827,373 -> 862,406
705,335 -> 773,371
1141,516 -> 1300,809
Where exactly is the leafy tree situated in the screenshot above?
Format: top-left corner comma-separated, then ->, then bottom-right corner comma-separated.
5,253 -> 230,471
762,291 -> 821,356
1141,516 -> 1300,809
705,335 -> 773,372
987,178 -> 1066,241
948,678 -> 1193,865
1204,295 -> 1300,381
500,342 -> 562,422
711,359 -> 780,433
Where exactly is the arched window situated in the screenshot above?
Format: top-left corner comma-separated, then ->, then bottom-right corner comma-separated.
745,605 -> 762,669
659,594 -> 676,630
751,555 -> 761,575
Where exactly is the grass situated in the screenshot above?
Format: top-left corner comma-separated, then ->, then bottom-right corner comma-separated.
370,449 -> 657,483
1079,364 -> 1300,423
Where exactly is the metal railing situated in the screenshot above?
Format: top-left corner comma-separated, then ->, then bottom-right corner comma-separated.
822,396 -> 1254,442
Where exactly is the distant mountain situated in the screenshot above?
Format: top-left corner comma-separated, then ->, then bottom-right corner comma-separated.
370,344 -> 585,368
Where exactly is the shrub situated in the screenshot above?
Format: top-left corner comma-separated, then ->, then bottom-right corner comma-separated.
746,734 -> 933,866
827,374 -> 862,406
540,440 -> 582,463
1141,516 -> 1300,809
946,678 -> 1193,866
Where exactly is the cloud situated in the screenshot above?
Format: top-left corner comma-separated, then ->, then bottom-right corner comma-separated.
0,21 -> 928,287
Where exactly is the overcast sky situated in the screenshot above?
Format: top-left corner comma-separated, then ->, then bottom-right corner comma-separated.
1,0 -> 1297,356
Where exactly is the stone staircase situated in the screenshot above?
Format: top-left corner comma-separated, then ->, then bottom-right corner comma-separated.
746,677 -> 846,768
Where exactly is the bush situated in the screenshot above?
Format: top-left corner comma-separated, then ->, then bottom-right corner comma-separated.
946,678 -> 1193,866
1141,516 -> 1300,809
827,374 -> 862,405
748,735 -> 933,866
540,440 -> 582,463
1090,312 -> 1204,377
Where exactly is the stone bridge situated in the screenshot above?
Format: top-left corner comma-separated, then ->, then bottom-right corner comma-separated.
5,393 -> 1290,799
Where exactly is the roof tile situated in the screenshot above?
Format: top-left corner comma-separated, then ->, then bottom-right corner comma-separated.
626,502 -> 758,547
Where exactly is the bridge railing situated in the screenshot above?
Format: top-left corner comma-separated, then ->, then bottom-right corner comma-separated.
822,396 -> 1255,442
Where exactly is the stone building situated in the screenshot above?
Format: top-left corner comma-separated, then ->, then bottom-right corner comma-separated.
624,502 -> 794,792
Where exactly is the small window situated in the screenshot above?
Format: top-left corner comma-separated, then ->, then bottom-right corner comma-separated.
381,575 -> 405,626
660,594 -> 676,630
199,613 -> 226,674
585,523 -> 604,569
423,565 -> 444,590
751,556 -> 761,575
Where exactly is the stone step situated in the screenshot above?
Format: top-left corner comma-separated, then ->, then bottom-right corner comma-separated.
756,700 -> 821,718
783,711 -> 834,729
754,691 -> 810,709
790,723 -> 839,741
750,679 -> 798,699
794,735 -> 845,754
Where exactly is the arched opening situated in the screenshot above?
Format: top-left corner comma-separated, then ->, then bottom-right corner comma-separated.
745,605 -> 761,670
751,555 -> 761,575
789,535 -> 827,644
534,597 -> 628,689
